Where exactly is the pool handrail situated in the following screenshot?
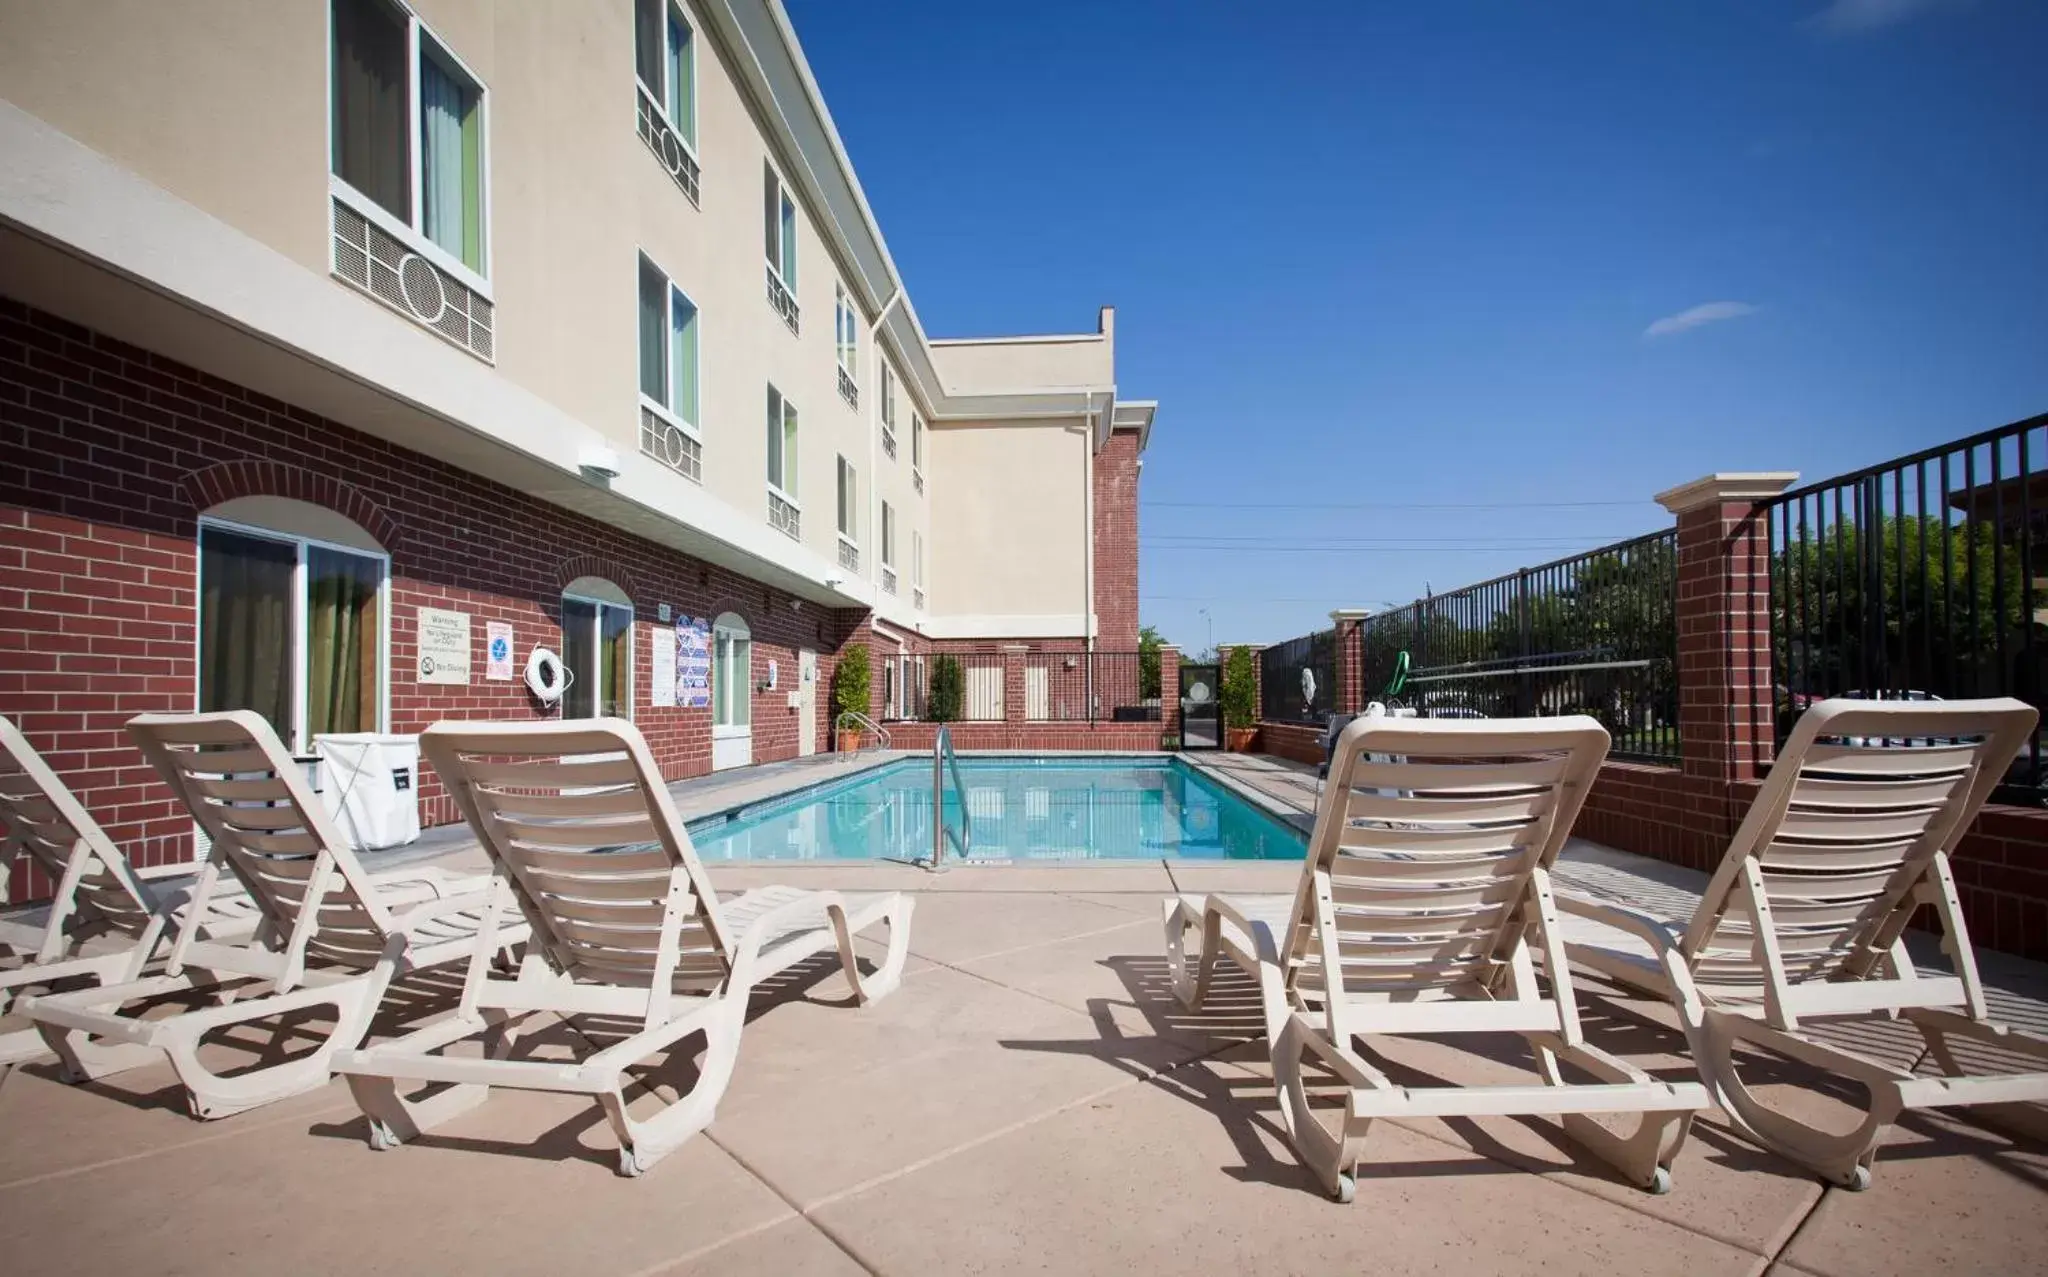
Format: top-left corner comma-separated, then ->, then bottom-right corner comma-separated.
931,725 -> 971,868
835,709 -> 891,752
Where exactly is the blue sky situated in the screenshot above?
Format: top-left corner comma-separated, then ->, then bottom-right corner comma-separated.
785,0 -> 2048,655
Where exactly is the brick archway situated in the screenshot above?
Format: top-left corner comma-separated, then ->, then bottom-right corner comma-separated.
181,460 -> 403,551
554,554 -> 639,605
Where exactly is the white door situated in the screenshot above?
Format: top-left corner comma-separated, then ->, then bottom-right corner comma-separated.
1024,666 -> 1050,721
967,665 -> 1005,721
711,612 -> 753,771
797,648 -> 818,756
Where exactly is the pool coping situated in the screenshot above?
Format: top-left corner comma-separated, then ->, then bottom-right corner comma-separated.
1171,753 -> 1318,834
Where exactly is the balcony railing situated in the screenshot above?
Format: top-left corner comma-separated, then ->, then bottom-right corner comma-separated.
913,586 -> 926,610
767,489 -> 800,539
913,470 -> 924,495
881,566 -> 898,595
638,405 -> 701,484
837,366 -> 858,410
881,428 -> 897,459
766,266 -> 799,335
634,86 -> 700,206
837,538 -> 860,572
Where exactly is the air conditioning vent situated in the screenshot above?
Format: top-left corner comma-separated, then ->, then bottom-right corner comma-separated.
332,198 -> 494,363
640,406 -> 702,484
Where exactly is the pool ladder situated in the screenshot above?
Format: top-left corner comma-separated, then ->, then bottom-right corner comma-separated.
929,724 -> 972,869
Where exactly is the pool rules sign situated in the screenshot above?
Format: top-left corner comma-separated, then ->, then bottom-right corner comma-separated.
416,607 -> 472,684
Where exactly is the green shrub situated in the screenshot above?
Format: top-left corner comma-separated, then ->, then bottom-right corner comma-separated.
833,643 -> 871,720
1221,646 -> 1257,730
1138,624 -> 1163,700
928,654 -> 964,723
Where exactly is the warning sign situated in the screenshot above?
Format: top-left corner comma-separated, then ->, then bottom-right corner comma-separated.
485,621 -> 514,681
417,607 -> 472,685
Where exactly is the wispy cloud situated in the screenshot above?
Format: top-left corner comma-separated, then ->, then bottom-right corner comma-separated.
1810,0 -> 1959,35
1642,301 -> 1759,340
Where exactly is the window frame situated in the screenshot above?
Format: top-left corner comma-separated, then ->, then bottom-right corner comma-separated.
194,514 -> 393,754
637,250 -> 702,442
834,283 -> 859,376
712,611 -> 752,735
881,501 -> 895,568
560,588 -> 635,721
836,455 -> 858,547
765,383 -> 800,506
763,160 -> 798,292
911,412 -> 924,484
632,0 -> 698,154
327,0 -> 493,299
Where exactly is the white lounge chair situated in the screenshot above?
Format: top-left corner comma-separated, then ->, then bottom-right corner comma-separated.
0,716 -> 260,1068
1558,696 -> 2048,1189
1164,714 -> 1708,1201
335,718 -> 914,1176
23,711 -> 520,1118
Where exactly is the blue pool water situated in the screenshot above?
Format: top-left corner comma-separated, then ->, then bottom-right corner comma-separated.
688,757 -> 1307,862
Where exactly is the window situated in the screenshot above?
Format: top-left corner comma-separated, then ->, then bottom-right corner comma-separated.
837,457 -> 857,541
638,253 -> 700,432
880,501 -> 896,594
560,581 -> 633,719
331,0 -> 487,278
880,363 -> 897,457
713,612 -> 752,731
633,0 -> 695,149
911,413 -> 924,482
198,511 -> 388,753
835,285 -> 858,373
912,529 -> 925,609
763,164 -> 797,288
766,385 -> 798,496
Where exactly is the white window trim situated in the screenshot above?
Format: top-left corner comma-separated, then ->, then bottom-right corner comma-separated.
562,588 -> 635,721
633,0 -> 700,159
638,250 -> 703,442
194,514 -> 393,754
766,481 -> 802,511
711,612 -> 752,735
880,502 -> 895,568
764,159 -> 797,292
836,456 -> 858,543
325,0 -> 494,300
834,284 -> 859,376
766,386 -> 799,502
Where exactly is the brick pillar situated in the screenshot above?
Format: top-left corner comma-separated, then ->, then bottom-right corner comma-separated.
1329,608 -> 1371,714
1159,644 -> 1180,738
1655,473 -> 1798,785
1001,644 -> 1028,725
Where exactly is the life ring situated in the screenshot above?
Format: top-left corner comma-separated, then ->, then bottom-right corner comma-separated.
526,646 -> 569,704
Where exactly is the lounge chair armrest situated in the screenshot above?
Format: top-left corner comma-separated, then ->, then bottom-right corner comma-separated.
728,891 -> 849,992
1279,1012 -> 1387,1090
135,860 -> 205,882
387,887 -> 496,936
1555,892 -> 1683,956
1204,894 -> 1286,963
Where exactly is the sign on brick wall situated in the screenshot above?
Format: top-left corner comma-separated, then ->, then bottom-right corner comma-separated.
417,607 -> 473,684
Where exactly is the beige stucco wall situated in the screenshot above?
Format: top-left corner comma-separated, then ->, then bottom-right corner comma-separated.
929,420 -> 1089,620
928,322 -> 1114,395
0,0 -> 332,272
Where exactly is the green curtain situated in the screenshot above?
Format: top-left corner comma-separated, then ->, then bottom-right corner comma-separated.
601,606 -> 634,718
307,548 -> 383,737
639,260 -> 667,402
199,530 -> 296,741
562,598 -> 597,718
420,50 -> 482,272
668,11 -> 695,145
671,289 -> 698,425
332,0 -> 409,220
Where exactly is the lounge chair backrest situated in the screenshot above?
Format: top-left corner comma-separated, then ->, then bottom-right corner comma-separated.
418,718 -> 733,988
1296,714 -> 1610,1003
126,711 -> 394,969
1681,697 -> 2035,994
0,714 -> 160,939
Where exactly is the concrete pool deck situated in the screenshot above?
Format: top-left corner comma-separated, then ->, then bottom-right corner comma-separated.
2,752 -> 2045,1274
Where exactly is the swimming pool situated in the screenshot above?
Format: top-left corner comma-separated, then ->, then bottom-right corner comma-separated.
688,756 -> 1307,862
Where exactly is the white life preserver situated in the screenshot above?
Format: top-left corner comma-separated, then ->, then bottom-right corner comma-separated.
525,647 -> 569,704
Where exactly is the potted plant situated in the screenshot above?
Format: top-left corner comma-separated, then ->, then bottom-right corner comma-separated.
832,643 -> 871,751
1221,646 -> 1258,751
928,654 -> 964,723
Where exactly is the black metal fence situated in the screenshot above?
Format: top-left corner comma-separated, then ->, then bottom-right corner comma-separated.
1358,529 -> 1680,764
1261,630 -> 1337,724
1765,412 -> 2048,798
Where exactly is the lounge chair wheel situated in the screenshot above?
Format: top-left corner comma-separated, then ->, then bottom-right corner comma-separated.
367,1122 -> 399,1151
1330,1173 -> 1356,1204
1841,1165 -> 1871,1192
618,1147 -> 645,1178
1647,1166 -> 1673,1196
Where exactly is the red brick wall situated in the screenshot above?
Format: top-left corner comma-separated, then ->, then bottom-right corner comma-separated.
1,297 -> 860,890
1092,428 -> 1140,650
1258,721 -> 1323,766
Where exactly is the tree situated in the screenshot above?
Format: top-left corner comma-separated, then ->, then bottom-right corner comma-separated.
1138,624 -> 1163,701
832,643 -> 871,720
928,654 -> 964,723
1221,646 -> 1257,730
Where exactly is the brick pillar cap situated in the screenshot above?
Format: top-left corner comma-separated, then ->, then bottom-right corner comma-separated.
1654,472 -> 1800,514
1000,643 -> 1030,653
1329,608 -> 1372,622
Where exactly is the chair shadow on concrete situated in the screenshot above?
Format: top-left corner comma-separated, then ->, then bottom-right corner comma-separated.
300,948 -> 879,1171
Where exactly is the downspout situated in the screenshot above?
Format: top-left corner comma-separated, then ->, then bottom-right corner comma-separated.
1083,392 -> 1096,653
